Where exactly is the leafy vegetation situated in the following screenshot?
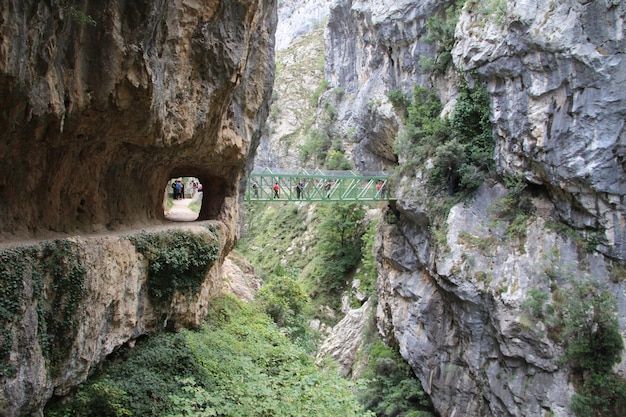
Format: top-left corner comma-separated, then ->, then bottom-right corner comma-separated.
59,1 -> 97,26
352,220 -> 379,304
305,203 -> 367,307
356,328 -> 434,417
239,201 -> 368,312
518,264 -> 626,417
40,240 -> 87,370
238,200 -> 435,415
394,78 -> 493,196
129,229 -> 220,303
387,89 -> 410,118
0,240 -> 86,377
237,202 -> 310,278
560,280 -> 626,416
45,295 -> 373,417
310,79 -> 330,107
299,127 -> 332,166
393,86 -> 448,176
392,80 -> 494,250
491,175 -> 535,240
255,271 -> 316,350
420,1 -> 463,74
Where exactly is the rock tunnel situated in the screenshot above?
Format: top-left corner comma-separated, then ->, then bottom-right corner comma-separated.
0,0 -> 275,242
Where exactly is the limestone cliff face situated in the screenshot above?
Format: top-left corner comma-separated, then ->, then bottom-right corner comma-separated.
0,1 -> 276,415
323,0 -> 626,416
454,0 -> 626,262
0,0 -> 276,249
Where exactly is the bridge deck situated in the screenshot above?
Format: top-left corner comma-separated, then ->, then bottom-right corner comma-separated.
245,168 -> 392,202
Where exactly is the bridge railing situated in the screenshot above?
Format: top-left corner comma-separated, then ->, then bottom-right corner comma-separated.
245,169 -> 392,202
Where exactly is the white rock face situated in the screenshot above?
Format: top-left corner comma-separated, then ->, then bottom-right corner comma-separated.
276,0 -> 333,50
316,299 -> 372,377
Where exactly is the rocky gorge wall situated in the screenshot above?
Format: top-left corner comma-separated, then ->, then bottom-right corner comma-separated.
0,0 -> 276,246
0,0 -> 277,415
321,0 -> 626,416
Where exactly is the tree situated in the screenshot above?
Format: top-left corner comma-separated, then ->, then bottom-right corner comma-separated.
315,203 -> 366,293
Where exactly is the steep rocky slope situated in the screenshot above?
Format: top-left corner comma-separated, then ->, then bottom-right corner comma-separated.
320,0 -> 626,416
0,1 -> 277,415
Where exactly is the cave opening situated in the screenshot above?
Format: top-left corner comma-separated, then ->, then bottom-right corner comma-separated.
163,177 -> 202,222
163,173 -> 228,222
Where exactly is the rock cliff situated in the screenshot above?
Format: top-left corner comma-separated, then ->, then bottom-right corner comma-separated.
322,0 -> 626,416
0,0 -> 276,247
0,1 -> 277,415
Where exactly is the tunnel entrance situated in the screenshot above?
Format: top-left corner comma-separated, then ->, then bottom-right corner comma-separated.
163,177 -> 202,222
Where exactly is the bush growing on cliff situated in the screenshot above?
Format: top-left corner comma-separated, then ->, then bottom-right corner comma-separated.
129,229 -> 220,303
387,89 -> 410,118
306,203 -> 367,305
393,86 -> 448,175
394,81 -> 494,197
556,279 -> 626,416
46,295 -> 372,417
352,220 -> 379,304
420,0 -> 463,74
256,271 -> 315,350
357,340 -> 434,417
0,240 -> 86,377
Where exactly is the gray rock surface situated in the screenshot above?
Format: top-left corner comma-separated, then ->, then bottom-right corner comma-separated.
323,0 -> 626,416
454,0 -> 626,260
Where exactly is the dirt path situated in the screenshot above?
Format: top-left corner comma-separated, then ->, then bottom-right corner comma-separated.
164,198 -> 200,222
0,198 -> 203,248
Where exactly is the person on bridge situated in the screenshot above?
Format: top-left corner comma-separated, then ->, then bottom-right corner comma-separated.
273,182 -> 280,198
296,180 -> 304,199
252,181 -> 259,198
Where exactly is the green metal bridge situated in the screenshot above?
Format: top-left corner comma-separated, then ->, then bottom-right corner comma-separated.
245,168 -> 392,202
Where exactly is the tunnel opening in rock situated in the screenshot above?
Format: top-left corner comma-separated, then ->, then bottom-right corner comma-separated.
163,177 -> 202,222
163,173 -> 229,222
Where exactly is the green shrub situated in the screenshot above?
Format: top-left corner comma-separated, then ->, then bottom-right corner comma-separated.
353,220 -> 379,301
491,175 -> 535,240
312,203 -> 367,301
423,1 -> 463,73
394,80 -> 493,197
521,289 -> 554,321
326,149 -> 352,170
393,86 -> 449,176
561,281 -> 623,374
310,79 -> 330,106
299,128 -> 332,166
557,280 -> 626,416
48,381 -> 132,417
256,273 -> 315,349
570,372 -> 626,417
47,295 -> 373,417
387,89 -> 410,117
129,229 -> 220,303
357,340 -> 434,416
